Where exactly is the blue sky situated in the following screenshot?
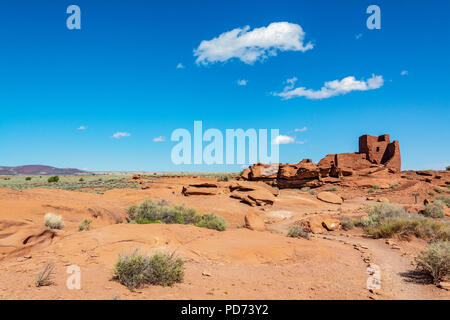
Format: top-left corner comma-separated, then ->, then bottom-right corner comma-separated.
0,0 -> 449,172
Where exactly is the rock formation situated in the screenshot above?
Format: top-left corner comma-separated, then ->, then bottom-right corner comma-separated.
241,134 -> 401,189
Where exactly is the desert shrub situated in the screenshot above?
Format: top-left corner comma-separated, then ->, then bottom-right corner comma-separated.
79,177 -> 84,182
217,175 -> 230,182
435,195 -> 450,208
78,218 -> 92,231
47,176 -> 59,183
366,203 -> 409,224
389,184 -> 398,189
353,217 -> 370,228
341,217 -> 355,231
300,187 -> 310,192
113,250 -> 183,290
434,186 -> 443,194
324,186 -> 338,192
25,177 -> 32,181
428,191 -> 435,197
415,241 -> 450,284
195,213 -> 227,231
309,189 -> 317,196
35,263 -> 55,287
287,225 -> 309,239
423,201 -> 445,218
44,213 -> 65,229
371,185 -> 380,190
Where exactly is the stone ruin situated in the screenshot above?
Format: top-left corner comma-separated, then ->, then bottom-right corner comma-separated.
241,134 -> 401,188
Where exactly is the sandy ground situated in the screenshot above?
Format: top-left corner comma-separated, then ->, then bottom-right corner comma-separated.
0,173 -> 449,300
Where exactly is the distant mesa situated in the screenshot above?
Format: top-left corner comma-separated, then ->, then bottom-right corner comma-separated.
241,134 -> 401,188
0,165 -> 89,176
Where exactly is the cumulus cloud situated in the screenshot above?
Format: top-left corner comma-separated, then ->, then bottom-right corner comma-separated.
77,126 -> 87,130
295,126 -> 307,132
194,22 -> 313,65
272,135 -> 295,145
273,74 -> 384,100
401,70 -> 408,76
176,63 -> 184,69
237,79 -> 248,86
153,136 -> 165,142
111,132 -> 131,139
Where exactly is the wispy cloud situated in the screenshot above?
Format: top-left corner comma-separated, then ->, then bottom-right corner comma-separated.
176,63 -> 184,69
237,79 -> 248,86
355,33 -> 363,40
111,132 -> 131,139
272,135 -> 295,145
273,74 -> 384,100
294,126 -> 307,132
401,70 -> 408,76
194,22 -> 313,65
77,126 -> 87,130
153,136 -> 165,142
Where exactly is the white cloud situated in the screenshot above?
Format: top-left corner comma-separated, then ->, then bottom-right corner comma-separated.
237,79 -> 248,86
401,70 -> 408,76
111,132 -> 131,139
273,74 -> 384,100
294,126 -> 307,132
77,126 -> 87,130
356,33 -> 363,39
176,63 -> 184,69
272,135 -> 295,145
194,22 -> 313,65
153,136 -> 165,142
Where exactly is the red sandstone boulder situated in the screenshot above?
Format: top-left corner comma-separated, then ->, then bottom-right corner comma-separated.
317,192 -> 343,204
182,186 -> 219,196
244,209 -> 265,231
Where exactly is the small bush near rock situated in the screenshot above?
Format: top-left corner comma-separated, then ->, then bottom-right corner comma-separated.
324,186 -> 338,192
415,241 -> 450,284
300,187 -> 310,192
341,217 -> 354,231
217,175 -> 230,182
47,175 -> 59,183
366,203 -> 408,224
435,195 -> 450,208
428,191 -> 435,197
309,189 -> 317,196
44,213 -> 65,229
78,218 -> 92,231
423,201 -> 445,218
287,225 -> 309,239
195,213 -> 227,231
389,184 -> 398,189
113,250 -> 184,290
434,186 -> 443,194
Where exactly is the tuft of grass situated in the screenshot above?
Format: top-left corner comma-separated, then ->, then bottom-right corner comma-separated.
113,250 -> 184,290
44,213 -> 65,229
35,263 -> 55,287
47,175 -> 59,183
423,201 -> 445,218
78,218 -> 92,231
341,217 -> 355,231
195,213 -> 227,231
389,184 -> 399,189
415,241 -> 450,284
287,225 -> 309,239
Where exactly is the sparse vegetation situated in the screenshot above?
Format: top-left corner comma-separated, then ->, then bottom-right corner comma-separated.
389,184 -> 398,189
428,191 -> 435,197
287,225 -> 309,239
423,201 -> 445,218
415,241 -> 450,284
324,186 -> 338,192
35,263 -> 55,287
25,177 -> 32,181
78,218 -> 92,231
113,250 -> 184,290
44,213 -> 65,229
47,175 -> 59,183
309,189 -> 317,196
127,199 -> 226,231
79,177 -> 84,182
217,175 -> 230,182
434,186 -> 443,194
371,185 -> 380,190
341,217 -> 355,231
435,195 -> 450,208
300,187 -> 310,192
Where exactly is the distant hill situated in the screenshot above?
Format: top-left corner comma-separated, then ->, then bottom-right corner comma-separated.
0,165 -> 89,176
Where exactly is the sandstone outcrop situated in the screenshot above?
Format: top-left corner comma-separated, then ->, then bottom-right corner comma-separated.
244,209 -> 265,231
241,134 -> 401,189
316,192 -> 343,204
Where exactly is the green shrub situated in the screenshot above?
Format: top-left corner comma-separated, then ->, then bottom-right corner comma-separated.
353,217 -> 370,228
324,186 -> 338,192
44,213 -> 65,229
366,202 -> 408,224
25,177 -> 32,181
341,217 -> 354,231
423,201 -> 445,218
389,184 -> 398,189
435,195 -> 450,207
434,186 -> 443,194
287,225 -> 309,239
428,191 -> 435,197
79,177 -> 84,182
113,250 -> 183,290
217,175 -> 230,182
47,176 -> 59,183
371,185 -> 380,190
415,241 -> 450,284
300,187 -> 310,192
309,189 -> 317,196
78,218 -> 92,231
195,213 -> 227,231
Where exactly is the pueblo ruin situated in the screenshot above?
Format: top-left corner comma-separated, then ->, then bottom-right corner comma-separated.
241,134 -> 401,188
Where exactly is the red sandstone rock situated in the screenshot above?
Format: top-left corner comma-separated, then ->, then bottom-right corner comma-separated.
244,209 -> 265,231
317,192 -> 343,204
